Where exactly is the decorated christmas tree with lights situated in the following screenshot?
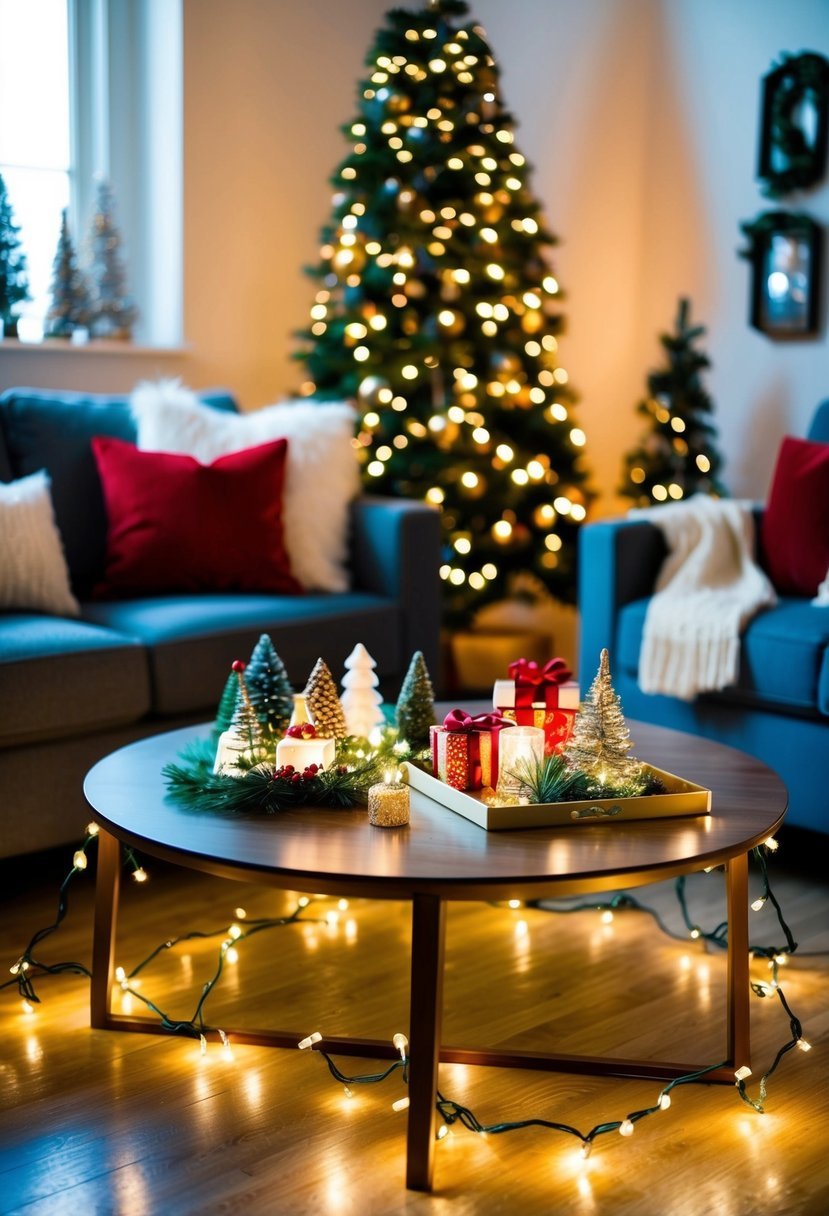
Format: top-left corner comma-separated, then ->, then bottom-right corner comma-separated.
297,0 -> 591,625
619,298 -> 726,506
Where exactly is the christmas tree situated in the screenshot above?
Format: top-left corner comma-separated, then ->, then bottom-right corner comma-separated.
86,178 -> 137,339
0,171 -> 30,336
45,210 -> 91,338
341,643 -> 385,737
565,649 -> 640,784
246,634 -> 294,737
303,658 -> 348,739
214,661 -> 267,774
297,0 -> 591,626
213,671 -> 240,740
619,298 -> 726,506
396,650 -> 436,748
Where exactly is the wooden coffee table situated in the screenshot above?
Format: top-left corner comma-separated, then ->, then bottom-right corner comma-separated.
84,718 -> 786,1192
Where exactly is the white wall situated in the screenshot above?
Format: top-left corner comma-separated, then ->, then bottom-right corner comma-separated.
1,0 -> 827,513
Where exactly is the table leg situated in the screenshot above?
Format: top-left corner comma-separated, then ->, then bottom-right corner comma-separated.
406,894 -> 446,1192
91,828 -> 121,1029
726,851 -> 750,1071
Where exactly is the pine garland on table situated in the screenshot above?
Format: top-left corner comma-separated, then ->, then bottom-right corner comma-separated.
164,748 -> 384,815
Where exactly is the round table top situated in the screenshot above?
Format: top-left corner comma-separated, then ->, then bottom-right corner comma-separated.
83,719 -> 787,901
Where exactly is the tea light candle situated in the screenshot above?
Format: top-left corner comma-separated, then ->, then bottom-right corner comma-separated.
368,772 -> 410,827
495,725 -> 545,804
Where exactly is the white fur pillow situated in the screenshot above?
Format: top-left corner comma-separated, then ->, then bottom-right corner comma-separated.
0,470 -> 80,616
131,380 -> 360,592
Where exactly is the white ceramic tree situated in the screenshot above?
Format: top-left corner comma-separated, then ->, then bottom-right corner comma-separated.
340,643 -> 384,738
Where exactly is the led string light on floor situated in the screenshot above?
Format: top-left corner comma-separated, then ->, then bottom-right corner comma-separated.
5,827 -> 817,1156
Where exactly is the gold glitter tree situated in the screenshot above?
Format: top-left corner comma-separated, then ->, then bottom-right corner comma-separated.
565,649 -> 641,784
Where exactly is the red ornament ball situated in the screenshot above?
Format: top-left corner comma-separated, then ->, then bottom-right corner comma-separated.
231,660 -> 246,673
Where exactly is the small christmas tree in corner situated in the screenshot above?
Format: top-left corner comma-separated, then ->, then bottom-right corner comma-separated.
565,649 -> 641,786
341,643 -> 385,738
0,171 -> 29,337
304,658 -> 349,739
396,651 -> 436,749
246,634 -> 294,738
86,178 -> 138,339
619,298 -> 726,506
45,209 -> 91,338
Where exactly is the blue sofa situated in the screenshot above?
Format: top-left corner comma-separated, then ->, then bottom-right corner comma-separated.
578,402 -> 829,834
0,387 -> 441,858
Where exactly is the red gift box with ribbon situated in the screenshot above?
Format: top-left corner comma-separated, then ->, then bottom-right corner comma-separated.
430,709 -> 514,791
493,657 -> 580,756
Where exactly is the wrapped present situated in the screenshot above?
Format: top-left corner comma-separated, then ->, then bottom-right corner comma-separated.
430,709 -> 514,791
493,657 -> 580,755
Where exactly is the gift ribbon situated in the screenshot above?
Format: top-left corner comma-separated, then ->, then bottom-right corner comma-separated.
507,657 -> 573,710
442,709 -> 515,732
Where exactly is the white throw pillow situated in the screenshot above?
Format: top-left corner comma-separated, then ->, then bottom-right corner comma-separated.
131,379 -> 360,592
0,470 -> 80,616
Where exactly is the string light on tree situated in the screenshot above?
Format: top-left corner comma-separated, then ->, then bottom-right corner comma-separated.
297,0 -> 592,626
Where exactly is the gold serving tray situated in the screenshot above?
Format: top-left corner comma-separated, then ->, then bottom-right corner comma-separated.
401,762 -> 711,830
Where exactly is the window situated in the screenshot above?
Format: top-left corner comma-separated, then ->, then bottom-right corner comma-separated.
0,0 -> 71,335
0,0 -> 182,346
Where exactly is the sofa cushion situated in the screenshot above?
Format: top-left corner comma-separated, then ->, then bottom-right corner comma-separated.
132,382 -> 359,593
0,471 -> 80,617
92,436 -> 300,597
618,597 -> 829,716
0,388 -> 237,596
0,614 -> 151,746
81,593 -> 402,715
760,435 -> 829,596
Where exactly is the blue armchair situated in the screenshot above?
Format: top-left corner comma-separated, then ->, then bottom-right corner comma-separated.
578,401 -> 829,833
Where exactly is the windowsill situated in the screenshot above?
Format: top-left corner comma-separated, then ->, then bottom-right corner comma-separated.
0,338 -> 188,356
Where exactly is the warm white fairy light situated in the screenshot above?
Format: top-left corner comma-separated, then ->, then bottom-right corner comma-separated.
659,1093 -> 672,1110
751,897 -> 766,912
132,867 -> 148,883
298,1032 -> 323,1050
392,1097 -> 410,1112
734,1065 -> 752,1081
86,821 -> 99,836
619,1119 -> 634,1136
72,851 -> 87,871
393,1033 -> 409,1060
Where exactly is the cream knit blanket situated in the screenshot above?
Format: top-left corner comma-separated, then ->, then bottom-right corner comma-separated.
632,496 -> 777,701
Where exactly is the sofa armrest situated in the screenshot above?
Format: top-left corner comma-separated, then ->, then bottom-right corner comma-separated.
578,518 -> 667,678
350,496 -> 441,677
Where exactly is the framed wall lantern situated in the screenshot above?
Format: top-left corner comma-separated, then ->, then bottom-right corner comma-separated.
740,211 -> 822,339
757,52 -> 829,197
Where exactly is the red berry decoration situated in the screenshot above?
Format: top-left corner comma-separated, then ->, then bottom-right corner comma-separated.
231,659 -> 246,673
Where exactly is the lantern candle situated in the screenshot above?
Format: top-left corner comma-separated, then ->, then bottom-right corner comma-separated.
368,772 -> 410,827
495,726 -> 545,804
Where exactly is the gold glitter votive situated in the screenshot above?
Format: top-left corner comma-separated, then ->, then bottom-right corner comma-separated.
367,781 -> 410,827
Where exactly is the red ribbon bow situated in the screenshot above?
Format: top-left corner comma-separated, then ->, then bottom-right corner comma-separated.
442,708 -> 514,732
507,657 -> 572,687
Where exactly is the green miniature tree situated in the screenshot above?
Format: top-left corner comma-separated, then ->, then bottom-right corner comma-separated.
0,171 -> 30,336
565,649 -> 641,784
45,209 -> 91,337
396,650 -> 436,748
297,0 -> 591,627
213,671 -> 240,741
246,634 -> 294,737
620,298 -> 726,506
304,658 -> 348,739
86,178 -> 138,338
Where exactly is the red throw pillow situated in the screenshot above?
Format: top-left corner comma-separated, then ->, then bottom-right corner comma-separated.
761,435 -> 829,596
91,435 -> 302,597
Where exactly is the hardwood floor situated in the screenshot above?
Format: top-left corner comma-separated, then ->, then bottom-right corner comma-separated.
1,833 -> 828,1216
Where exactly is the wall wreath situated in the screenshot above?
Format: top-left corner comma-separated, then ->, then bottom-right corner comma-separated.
757,51 -> 829,197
